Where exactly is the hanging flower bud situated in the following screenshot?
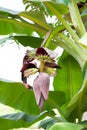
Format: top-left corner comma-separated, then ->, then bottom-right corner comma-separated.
20,49 -> 37,89
20,47 -> 61,108
44,62 -> 61,76
44,47 -> 58,59
20,49 -> 35,85
36,47 -> 49,56
20,62 -> 38,85
23,49 -> 35,64
24,68 -> 38,78
35,47 -> 61,75
36,47 -> 51,62
33,72 -> 50,110
45,62 -> 61,68
23,52 -> 34,65
20,63 -> 37,73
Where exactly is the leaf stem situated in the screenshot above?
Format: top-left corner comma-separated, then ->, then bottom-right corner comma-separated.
57,33 -> 86,68
45,2 -> 79,41
68,0 -> 86,37
44,25 -> 65,48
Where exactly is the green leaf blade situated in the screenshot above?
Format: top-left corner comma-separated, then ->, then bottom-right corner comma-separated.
0,80 -> 40,115
53,51 -> 82,104
0,79 -> 66,115
66,61 -> 87,121
49,122 -> 83,130
13,36 -> 43,48
0,111 -> 47,129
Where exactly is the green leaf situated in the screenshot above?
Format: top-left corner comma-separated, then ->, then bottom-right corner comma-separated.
47,41 -> 57,50
0,18 -> 34,35
53,51 -> 82,105
44,25 -> 65,48
39,118 -> 57,129
45,91 -> 66,111
23,0 -> 68,6
0,80 -> 40,115
66,61 -> 87,121
39,116 -> 65,129
49,122 -> 83,130
19,10 -> 50,31
81,8 -> 87,16
78,32 -> 87,46
79,121 -> 87,129
77,0 -> 86,2
0,111 -> 47,129
0,7 -> 52,35
13,36 -> 43,48
44,1 -> 79,41
13,35 -> 57,49
0,10 -> 49,35
44,1 -> 69,15
0,79 -> 66,115
81,8 -> 87,31
0,9 -> 34,35
68,0 -> 86,37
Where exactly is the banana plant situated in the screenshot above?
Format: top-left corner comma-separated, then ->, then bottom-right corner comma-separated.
0,0 -> 87,129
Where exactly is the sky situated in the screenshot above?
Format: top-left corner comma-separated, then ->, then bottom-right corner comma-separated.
0,0 -> 26,82
0,0 -> 24,11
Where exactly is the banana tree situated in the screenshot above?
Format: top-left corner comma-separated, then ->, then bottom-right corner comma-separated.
0,0 -> 87,129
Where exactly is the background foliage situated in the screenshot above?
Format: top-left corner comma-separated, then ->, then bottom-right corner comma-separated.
0,0 -> 87,129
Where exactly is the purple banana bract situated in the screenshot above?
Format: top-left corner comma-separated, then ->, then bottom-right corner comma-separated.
20,47 -> 61,109
33,72 -> 50,110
